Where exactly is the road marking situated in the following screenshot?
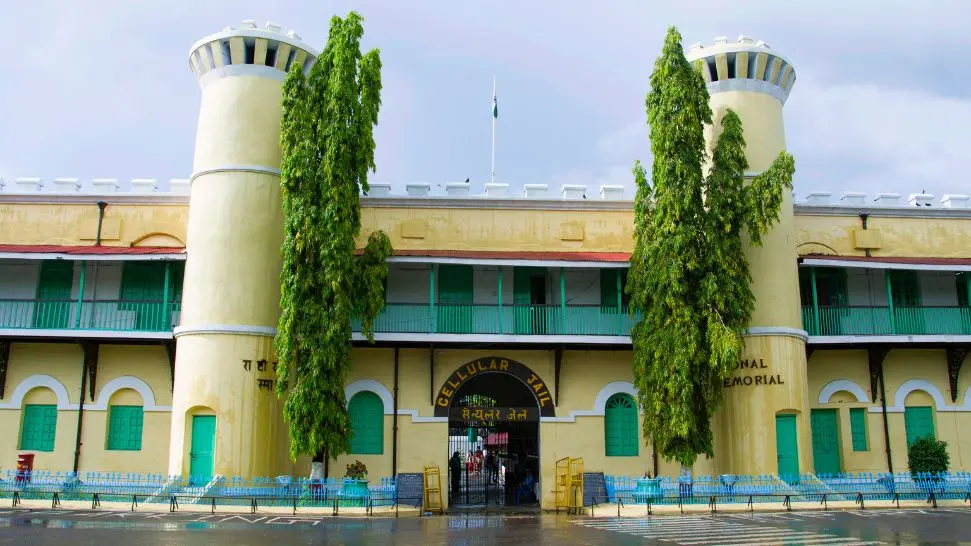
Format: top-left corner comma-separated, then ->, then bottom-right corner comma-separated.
575,516 -> 884,546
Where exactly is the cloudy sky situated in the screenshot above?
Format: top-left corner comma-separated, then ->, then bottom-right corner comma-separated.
1,0 -> 968,201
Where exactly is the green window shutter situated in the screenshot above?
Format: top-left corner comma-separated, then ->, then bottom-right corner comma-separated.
21,404 -> 58,451
437,265 -> 473,304
600,270 -> 618,308
120,262 -> 168,330
437,265 -> 473,334
513,267 -> 534,305
107,405 -> 144,450
904,406 -> 935,447
890,270 -> 921,306
120,262 -> 167,303
604,393 -> 638,456
33,261 -> 75,329
849,408 -> 868,451
349,392 -> 384,455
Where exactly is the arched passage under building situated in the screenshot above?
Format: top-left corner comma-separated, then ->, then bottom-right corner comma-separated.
438,357 -> 552,509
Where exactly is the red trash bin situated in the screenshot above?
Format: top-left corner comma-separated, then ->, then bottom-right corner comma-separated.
16,453 -> 35,485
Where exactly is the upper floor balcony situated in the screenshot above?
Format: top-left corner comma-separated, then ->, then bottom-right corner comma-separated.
0,257 -> 182,339
4,255 -> 971,345
352,262 -> 635,343
799,262 -> 971,340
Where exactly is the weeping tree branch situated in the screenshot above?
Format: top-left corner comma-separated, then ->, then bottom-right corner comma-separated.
275,11 -> 393,470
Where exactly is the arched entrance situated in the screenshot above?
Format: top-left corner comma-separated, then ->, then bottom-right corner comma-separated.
437,357 -> 552,509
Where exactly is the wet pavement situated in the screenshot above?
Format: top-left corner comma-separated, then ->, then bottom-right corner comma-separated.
0,507 -> 969,545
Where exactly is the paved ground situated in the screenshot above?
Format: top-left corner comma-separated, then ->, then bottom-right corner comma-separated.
0,507 -> 969,544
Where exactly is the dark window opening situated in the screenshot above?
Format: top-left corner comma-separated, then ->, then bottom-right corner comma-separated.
726,53 -> 736,79
265,43 -> 279,67
244,39 -> 256,65
284,49 -> 297,72
707,58 -> 719,81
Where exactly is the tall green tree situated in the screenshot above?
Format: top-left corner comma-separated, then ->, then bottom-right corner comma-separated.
275,11 -> 393,478
627,27 -> 796,467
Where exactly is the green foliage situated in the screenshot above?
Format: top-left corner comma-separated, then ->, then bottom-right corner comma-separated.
275,11 -> 393,463
344,460 -> 368,480
627,26 -> 796,466
907,437 -> 950,476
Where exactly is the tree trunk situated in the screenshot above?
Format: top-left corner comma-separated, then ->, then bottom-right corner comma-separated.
310,449 -> 325,480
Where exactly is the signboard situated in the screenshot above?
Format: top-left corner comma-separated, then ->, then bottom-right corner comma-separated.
448,406 -> 539,424
395,472 -> 424,507
433,357 -> 556,418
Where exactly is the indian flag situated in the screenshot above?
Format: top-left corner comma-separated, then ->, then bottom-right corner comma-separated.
492,94 -> 498,119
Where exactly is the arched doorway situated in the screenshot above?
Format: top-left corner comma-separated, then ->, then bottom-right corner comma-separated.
438,358 -> 551,508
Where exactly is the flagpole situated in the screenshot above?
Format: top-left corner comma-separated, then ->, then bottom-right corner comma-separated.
491,76 -> 496,185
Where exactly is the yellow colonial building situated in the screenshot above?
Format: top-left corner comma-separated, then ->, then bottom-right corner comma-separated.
1,23 -> 969,510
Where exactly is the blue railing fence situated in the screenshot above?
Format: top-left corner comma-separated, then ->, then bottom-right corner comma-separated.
0,470 -> 399,509
604,472 -> 971,505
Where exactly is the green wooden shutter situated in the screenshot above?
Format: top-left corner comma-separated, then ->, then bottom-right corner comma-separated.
890,270 -> 921,306
107,405 -> 144,450
604,394 -> 638,456
437,264 -> 473,333
849,408 -> 868,451
120,262 -> 167,330
349,392 -> 384,454
904,406 -> 935,447
513,267 -> 533,305
21,404 -> 58,451
890,270 -> 923,334
33,261 -> 74,328
601,270 -> 618,308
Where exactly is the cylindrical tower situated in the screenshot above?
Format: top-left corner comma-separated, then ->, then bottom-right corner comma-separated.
168,21 -> 318,479
686,36 -> 812,478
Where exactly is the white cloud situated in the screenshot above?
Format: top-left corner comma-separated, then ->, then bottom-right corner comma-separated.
558,70 -> 971,202
787,74 -> 971,197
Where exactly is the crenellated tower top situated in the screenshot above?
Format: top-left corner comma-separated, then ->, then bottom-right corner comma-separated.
685,36 -> 796,105
188,20 -> 319,87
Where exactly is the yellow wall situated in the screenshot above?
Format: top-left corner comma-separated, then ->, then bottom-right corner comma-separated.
325,348 -> 715,509
0,343 -> 172,474
5,197 -> 971,263
0,203 -> 187,248
808,349 -> 971,473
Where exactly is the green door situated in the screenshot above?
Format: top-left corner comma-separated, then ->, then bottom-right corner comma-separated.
904,406 -> 935,447
810,409 -> 841,476
189,415 -> 216,483
33,261 -> 74,328
513,267 -> 547,334
775,414 -> 800,482
437,264 -> 474,333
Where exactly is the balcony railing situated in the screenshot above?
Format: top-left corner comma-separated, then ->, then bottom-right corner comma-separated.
0,299 -> 181,333
802,305 -> 971,337
353,303 -> 639,337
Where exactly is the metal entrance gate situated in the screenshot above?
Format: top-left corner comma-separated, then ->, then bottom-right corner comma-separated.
447,406 -> 539,507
